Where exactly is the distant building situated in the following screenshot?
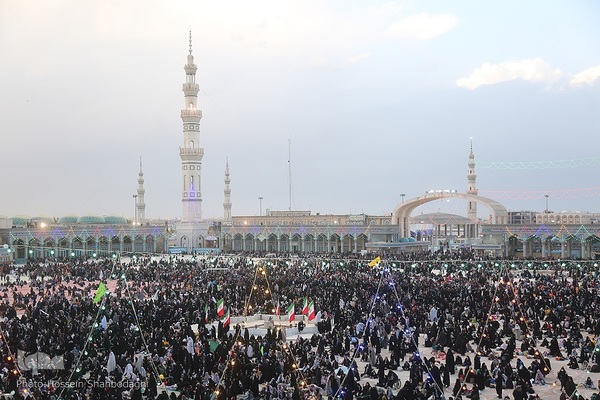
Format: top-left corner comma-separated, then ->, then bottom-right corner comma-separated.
508,211 -> 537,225
535,211 -> 600,225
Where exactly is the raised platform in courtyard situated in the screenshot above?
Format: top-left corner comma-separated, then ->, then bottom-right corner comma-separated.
192,313 -> 318,338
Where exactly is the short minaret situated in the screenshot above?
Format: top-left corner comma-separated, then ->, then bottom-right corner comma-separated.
467,140 -> 478,221
179,31 -> 204,222
223,158 -> 232,222
136,157 -> 146,224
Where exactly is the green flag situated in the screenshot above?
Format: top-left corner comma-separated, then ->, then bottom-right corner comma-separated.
209,340 -> 219,353
93,282 -> 107,303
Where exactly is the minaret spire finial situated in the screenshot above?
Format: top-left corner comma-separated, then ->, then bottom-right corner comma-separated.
189,28 -> 193,55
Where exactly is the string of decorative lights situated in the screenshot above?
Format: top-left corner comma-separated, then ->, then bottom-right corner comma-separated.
243,261 -> 275,319
211,259 -> 310,399
478,156 -> 600,170
384,263 -> 447,399
503,262 -> 574,398
479,186 -> 600,200
332,259 -> 386,399
122,274 -> 167,385
56,260 -> 120,399
0,322 -> 22,393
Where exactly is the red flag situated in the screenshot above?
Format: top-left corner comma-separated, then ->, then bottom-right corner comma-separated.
308,301 -> 316,321
287,303 -> 295,323
217,298 -> 225,317
302,297 -> 308,315
222,307 -> 230,327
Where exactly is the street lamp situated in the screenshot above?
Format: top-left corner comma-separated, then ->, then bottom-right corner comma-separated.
544,194 -> 549,213
258,197 -> 263,216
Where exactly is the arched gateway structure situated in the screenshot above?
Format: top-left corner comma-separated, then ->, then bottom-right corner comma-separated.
393,191 -> 509,238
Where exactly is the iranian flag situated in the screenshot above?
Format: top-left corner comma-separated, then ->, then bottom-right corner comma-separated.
287,303 -> 295,323
308,300 -> 316,321
204,304 -> 209,323
217,298 -> 225,317
222,307 -> 230,327
301,297 -> 309,315
275,300 -> 281,317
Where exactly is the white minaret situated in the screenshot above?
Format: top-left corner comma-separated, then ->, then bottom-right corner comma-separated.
180,31 -> 204,222
467,139 -> 478,221
223,158 -> 232,222
136,157 -> 146,224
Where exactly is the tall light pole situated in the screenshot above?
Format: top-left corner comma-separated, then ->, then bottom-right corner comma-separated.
400,193 -> 406,203
544,194 -> 549,213
258,197 -> 263,216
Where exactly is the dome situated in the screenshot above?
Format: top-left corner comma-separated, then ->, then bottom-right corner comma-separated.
77,215 -> 105,224
31,216 -> 54,224
11,216 -> 29,226
104,215 -> 128,225
407,237 -> 416,242
399,237 -> 410,243
58,215 -> 79,224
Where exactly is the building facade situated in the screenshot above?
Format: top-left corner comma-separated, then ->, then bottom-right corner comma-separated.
6,218 -> 168,260
220,211 -> 394,253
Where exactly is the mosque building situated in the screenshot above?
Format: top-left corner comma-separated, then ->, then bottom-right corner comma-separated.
2,33 -> 600,261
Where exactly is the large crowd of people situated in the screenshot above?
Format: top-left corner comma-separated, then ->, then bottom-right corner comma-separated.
1,249 -> 600,400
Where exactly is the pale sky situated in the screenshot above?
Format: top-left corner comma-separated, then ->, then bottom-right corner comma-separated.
1,1 -> 599,221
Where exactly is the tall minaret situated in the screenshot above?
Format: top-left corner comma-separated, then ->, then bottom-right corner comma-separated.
223,158 -> 232,222
136,157 -> 146,224
467,139 -> 478,221
180,31 -> 204,222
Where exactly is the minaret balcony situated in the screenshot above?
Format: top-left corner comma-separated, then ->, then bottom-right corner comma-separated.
182,83 -> 199,91
181,109 -> 202,118
180,147 -> 204,156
